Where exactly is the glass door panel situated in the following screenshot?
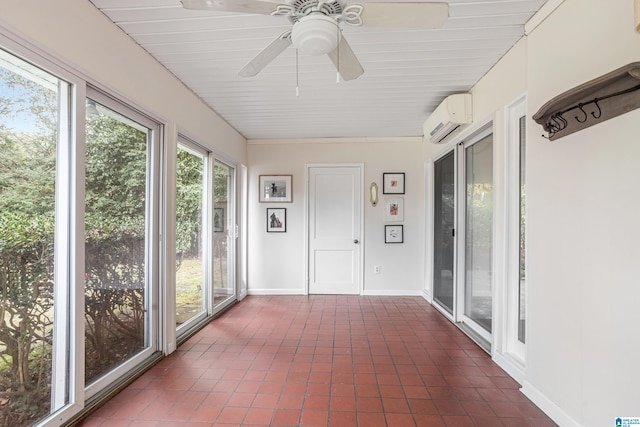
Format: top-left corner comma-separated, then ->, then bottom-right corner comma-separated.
463,134 -> 493,333
0,48 -> 69,424
176,144 -> 206,329
433,151 -> 456,314
213,161 -> 235,310
84,98 -> 154,387
518,115 -> 527,343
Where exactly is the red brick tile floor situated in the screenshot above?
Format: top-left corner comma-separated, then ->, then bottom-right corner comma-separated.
78,295 -> 557,426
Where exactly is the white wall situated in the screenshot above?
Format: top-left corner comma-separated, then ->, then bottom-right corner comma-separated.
523,0 -> 640,425
247,138 -> 427,295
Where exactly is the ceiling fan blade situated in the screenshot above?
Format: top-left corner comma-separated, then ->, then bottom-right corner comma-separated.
359,2 -> 449,29
327,35 -> 364,81
181,0 -> 280,15
239,31 -> 292,77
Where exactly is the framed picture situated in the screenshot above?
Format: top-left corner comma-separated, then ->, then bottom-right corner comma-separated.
259,175 -> 292,202
384,197 -> 404,221
383,172 -> 405,194
385,225 -> 404,244
267,208 -> 286,232
214,207 -> 225,232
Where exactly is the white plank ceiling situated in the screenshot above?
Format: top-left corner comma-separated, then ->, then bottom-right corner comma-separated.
89,0 -> 548,140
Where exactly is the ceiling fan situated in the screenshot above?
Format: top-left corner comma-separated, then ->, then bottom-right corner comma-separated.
181,0 -> 449,81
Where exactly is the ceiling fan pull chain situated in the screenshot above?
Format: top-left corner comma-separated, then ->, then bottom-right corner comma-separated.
336,25 -> 340,84
296,48 -> 300,97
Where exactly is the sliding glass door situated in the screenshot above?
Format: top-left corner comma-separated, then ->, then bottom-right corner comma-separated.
462,133 -> 494,337
432,128 -> 494,345
175,145 -> 236,337
213,160 -> 235,311
176,143 -> 207,330
433,151 -> 456,314
84,91 -> 160,396
0,46 -> 74,425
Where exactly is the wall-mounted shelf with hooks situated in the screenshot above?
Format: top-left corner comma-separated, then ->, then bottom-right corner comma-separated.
533,62 -> 640,140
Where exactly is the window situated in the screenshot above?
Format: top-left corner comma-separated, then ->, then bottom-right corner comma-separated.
517,115 -> 527,344
174,143 -> 238,340
84,90 -> 161,398
213,160 -> 235,311
463,133 -> 494,336
176,142 -> 207,332
504,95 -> 527,366
0,46 -> 73,426
1,29 -> 239,426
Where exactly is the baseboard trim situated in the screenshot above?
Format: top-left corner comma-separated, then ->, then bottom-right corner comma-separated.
247,289 -> 425,297
521,381 -> 582,427
492,352 -> 525,385
361,289 -> 423,296
247,289 -> 305,295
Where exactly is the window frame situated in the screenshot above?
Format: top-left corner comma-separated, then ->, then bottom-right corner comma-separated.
505,95 -> 527,364
491,94 -> 528,383
456,125 -> 495,347
83,87 -> 163,399
211,157 -> 237,315
0,31 -> 86,426
175,137 -> 211,338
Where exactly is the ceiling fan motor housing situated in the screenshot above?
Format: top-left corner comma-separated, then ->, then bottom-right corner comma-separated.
291,13 -> 341,56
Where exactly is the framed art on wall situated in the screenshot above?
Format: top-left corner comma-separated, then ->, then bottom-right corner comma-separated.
259,175 -> 292,202
267,208 -> 286,232
383,172 -> 405,194
385,225 -> 404,243
384,197 -> 404,221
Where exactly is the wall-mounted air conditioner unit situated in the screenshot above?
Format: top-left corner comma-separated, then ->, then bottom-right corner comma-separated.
423,93 -> 473,144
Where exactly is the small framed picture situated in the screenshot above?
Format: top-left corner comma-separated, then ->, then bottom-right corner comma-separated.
383,172 -> 405,194
214,207 -> 225,232
260,175 -> 292,202
384,197 -> 404,222
385,225 -> 403,243
267,208 -> 286,232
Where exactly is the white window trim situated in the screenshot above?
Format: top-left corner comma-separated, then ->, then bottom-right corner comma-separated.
0,30 -> 86,427
174,138 -> 211,340
83,87 -> 163,399
492,94 -> 527,383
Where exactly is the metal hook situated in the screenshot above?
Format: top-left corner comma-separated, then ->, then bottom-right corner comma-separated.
574,103 -> 588,123
544,119 -> 557,134
551,113 -> 568,132
591,98 -> 602,119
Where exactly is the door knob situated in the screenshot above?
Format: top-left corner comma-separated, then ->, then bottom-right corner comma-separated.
354,239 -> 359,244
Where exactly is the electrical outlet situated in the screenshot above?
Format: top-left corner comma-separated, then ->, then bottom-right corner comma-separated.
374,265 -> 381,274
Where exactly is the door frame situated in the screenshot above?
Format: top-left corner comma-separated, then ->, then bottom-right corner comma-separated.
304,163 -> 364,295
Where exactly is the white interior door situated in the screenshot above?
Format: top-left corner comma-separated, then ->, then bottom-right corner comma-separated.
308,165 -> 362,294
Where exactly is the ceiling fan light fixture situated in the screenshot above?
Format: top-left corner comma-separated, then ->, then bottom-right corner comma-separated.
291,14 -> 340,56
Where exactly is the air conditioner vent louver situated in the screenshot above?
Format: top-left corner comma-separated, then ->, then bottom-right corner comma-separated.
423,93 -> 473,144
433,124 -> 461,143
